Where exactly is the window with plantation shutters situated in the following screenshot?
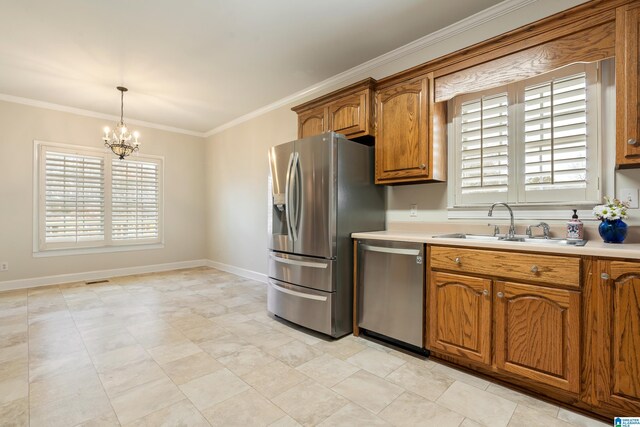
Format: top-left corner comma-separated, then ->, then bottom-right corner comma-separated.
42,151 -> 104,246
112,159 -> 160,241
35,141 -> 163,252
459,93 -> 509,198
452,62 -> 599,207
524,73 -> 587,188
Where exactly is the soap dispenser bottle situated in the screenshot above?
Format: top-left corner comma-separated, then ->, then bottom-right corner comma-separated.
567,209 -> 584,240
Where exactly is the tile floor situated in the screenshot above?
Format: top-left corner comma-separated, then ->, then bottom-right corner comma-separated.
0,267 -> 610,427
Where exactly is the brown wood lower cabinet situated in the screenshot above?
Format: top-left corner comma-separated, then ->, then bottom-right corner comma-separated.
428,246 -> 582,396
495,281 -> 580,393
427,246 -> 640,419
429,271 -> 491,365
428,271 -> 580,393
596,260 -> 640,415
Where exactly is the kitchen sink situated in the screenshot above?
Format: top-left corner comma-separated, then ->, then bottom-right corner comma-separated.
432,233 -> 587,247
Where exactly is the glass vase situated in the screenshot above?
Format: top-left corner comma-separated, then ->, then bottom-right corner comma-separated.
598,219 -> 628,244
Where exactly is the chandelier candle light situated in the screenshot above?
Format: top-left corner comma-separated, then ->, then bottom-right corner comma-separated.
103,86 -> 140,159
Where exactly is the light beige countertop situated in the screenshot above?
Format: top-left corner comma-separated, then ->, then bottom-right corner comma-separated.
352,227 -> 640,260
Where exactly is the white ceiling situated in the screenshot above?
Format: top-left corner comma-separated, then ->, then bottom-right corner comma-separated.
0,0 -> 504,134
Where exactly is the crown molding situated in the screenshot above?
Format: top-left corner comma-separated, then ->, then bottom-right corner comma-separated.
205,0 -> 538,137
0,0 -> 542,139
0,93 -> 207,138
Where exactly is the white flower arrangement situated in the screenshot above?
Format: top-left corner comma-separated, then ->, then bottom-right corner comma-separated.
593,196 -> 630,221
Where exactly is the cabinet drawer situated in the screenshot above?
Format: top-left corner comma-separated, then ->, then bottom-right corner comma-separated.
430,246 -> 580,288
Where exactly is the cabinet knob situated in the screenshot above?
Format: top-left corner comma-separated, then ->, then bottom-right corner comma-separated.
497,292 -> 504,298
454,257 -> 461,265
601,273 -> 610,280
483,289 -> 489,296
530,265 -> 539,274
628,138 -> 637,145
419,163 -> 426,170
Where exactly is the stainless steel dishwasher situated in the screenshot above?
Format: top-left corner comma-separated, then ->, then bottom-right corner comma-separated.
356,239 -> 425,350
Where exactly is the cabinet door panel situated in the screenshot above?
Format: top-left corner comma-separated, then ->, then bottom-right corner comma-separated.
299,107 -> 327,139
612,276 -> 640,398
495,281 -> 580,393
429,271 -> 492,365
616,4 -> 640,167
375,77 -> 429,183
328,90 -> 370,138
597,261 -> 640,413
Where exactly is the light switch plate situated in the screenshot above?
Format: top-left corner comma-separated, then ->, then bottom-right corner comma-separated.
410,204 -> 418,217
620,188 -> 639,209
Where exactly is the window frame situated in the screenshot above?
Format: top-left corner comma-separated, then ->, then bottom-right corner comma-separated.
33,140 -> 164,254
450,62 -> 602,210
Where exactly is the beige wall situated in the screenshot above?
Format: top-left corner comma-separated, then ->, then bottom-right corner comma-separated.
204,107 -> 296,275
3,0 -> 638,286
205,0 -> 640,277
0,100 -> 207,284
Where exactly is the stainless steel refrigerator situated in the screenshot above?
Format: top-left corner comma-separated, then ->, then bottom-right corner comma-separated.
267,132 -> 384,338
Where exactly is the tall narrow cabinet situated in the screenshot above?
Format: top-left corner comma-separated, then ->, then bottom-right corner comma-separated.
616,2 -> 640,167
596,260 -> 640,415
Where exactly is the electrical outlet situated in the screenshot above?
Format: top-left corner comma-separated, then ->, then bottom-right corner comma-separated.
0,262 -> 8,272
410,204 -> 418,217
620,188 -> 639,209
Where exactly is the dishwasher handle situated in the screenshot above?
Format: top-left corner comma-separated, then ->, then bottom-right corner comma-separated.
360,244 -> 421,256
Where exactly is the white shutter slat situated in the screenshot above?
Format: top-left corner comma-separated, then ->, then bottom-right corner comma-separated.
111,159 -> 159,241
524,72 -> 588,191
44,151 -> 105,243
460,93 -> 509,195
524,150 -> 586,164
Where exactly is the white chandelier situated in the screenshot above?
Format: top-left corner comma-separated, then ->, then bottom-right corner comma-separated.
103,86 -> 140,159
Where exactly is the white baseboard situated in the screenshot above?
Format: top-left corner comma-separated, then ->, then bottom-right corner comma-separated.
205,260 -> 268,284
0,259 -> 209,292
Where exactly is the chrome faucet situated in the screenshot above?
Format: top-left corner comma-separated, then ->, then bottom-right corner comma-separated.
488,202 -> 516,240
526,222 -> 550,239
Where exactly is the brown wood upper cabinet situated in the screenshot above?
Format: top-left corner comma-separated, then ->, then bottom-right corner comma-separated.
292,78 -> 375,140
328,90 -> 371,138
616,2 -> 640,167
298,106 -> 328,140
374,74 -> 446,184
595,260 -> 640,415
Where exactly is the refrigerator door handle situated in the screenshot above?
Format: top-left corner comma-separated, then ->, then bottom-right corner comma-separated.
269,253 -> 329,269
284,152 -> 295,241
269,280 -> 328,301
289,152 -> 300,241
360,244 -> 421,256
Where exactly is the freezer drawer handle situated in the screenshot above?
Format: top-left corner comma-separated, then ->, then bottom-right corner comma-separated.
269,281 -> 328,301
269,254 -> 328,269
360,244 -> 420,256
